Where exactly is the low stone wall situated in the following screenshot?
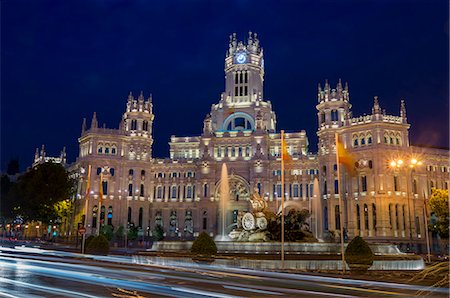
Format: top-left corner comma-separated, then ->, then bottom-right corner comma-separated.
149,241 -> 402,255
133,255 -> 425,271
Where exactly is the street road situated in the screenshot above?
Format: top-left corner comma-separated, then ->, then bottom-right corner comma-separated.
0,245 -> 447,297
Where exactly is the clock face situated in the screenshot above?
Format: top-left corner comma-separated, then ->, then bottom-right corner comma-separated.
236,53 -> 247,64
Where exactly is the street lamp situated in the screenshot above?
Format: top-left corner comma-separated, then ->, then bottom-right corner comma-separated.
389,157 -> 422,251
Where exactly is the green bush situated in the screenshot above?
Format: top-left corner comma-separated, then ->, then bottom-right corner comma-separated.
127,224 -> 138,241
86,235 -> 110,255
153,224 -> 164,241
114,225 -> 125,242
85,235 -> 95,248
345,236 -> 374,273
191,232 -> 217,256
100,225 -> 114,241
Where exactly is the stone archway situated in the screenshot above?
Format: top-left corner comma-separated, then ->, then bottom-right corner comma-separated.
215,174 -> 251,202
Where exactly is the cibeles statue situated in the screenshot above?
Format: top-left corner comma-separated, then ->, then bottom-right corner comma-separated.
229,187 -> 270,242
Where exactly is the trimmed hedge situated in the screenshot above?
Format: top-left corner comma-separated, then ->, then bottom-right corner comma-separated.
86,235 -> 110,255
345,236 -> 374,273
191,232 -> 217,256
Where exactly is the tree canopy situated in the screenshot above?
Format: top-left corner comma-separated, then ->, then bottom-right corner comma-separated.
429,188 -> 449,239
6,162 -> 75,223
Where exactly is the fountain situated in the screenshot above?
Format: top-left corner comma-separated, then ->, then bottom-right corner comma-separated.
312,178 -> 323,241
215,163 -> 231,241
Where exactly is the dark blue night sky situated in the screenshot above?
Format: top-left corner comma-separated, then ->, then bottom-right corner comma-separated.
2,0 -> 448,171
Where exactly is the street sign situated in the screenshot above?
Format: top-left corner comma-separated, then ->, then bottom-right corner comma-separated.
78,227 -> 86,235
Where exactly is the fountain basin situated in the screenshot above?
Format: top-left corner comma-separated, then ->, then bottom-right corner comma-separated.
149,241 -> 403,255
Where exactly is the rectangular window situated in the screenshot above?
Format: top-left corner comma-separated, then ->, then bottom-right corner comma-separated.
394,176 -> 399,191
334,180 -> 339,194
102,181 -> 108,195
171,186 -> 177,199
277,184 -> 282,198
235,86 -> 238,96
244,86 -> 248,96
361,176 -> 367,192
293,184 -> 299,197
202,217 -> 207,230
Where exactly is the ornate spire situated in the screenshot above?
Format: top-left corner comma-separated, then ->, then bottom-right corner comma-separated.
40,144 -> 46,158
400,99 -> 407,122
81,118 -> 86,133
127,91 -> 134,102
91,112 -> 98,129
35,147 -> 39,160
138,91 -> 144,102
372,96 -> 381,115
337,78 -> 343,91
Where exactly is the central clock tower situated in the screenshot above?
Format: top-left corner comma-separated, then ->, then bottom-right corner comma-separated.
224,32 -> 264,105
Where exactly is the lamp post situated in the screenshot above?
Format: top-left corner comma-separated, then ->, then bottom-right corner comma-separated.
389,157 -> 422,252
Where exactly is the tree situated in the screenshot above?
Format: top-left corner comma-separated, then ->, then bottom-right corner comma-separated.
100,225 -> 114,241
0,175 -> 14,221
429,188 -> 449,239
191,232 -> 217,256
8,162 -> 75,223
345,236 -> 374,273
152,224 -> 164,241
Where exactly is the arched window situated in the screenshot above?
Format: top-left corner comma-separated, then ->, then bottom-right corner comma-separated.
353,138 -> 359,147
104,147 -> 110,154
367,135 -> 372,145
138,207 -> 143,228
293,184 -> 298,198
141,170 -> 146,177
129,169 -> 134,176
222,112 -> 255,131
356,204 -> 361,230
171,186 -> 177,199
140,184 -> 144,197
186,185 -> 192,199
364,204 -> 369,230
203,183 -> 208,197
335,205 -> 340,230
98,146 -> 103,154
156,186 -> 163,199
111,147 -> 117,155
110,168 -> 115,176
402,205 -> 407,230
334,179 -> 339,194
100,206 -> 105,226
92,205 -> 98,228
372,203 -> 376,230
131,120 -> 137,130
360,137 -> 365,145
128,183 -> 133,196
127,207 -> 132,224
97,167 -> 102,175
107,206 -> 113,226
331,110 -> 338,121
102,181 -> 108,195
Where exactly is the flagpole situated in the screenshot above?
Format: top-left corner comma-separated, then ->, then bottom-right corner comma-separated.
82,165 -> 91,254
335,133 -> 346,273
281,130 -> 285,270
423,190 -> 431,263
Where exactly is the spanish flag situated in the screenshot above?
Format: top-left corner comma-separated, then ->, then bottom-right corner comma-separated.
335,134 -> 356,176
281,133 -> 292,163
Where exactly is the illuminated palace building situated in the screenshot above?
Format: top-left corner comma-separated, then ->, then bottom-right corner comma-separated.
75,33 -> 448,248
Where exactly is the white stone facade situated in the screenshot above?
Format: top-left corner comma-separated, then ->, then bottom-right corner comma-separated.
74,33 -> 449,245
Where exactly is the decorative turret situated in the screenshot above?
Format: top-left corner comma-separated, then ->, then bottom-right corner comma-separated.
255,110 -> 263,130
372,96 -> 381,115
316,79 -> 352,130
203,113 -> 212,135
40,144 -> 46,158
122,91 -> 155,159
60,147 -> 67,164
400,99 -> 407,123
34,147 -> 39,161
223,32 -> 265,105
90,112 -> 98,129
